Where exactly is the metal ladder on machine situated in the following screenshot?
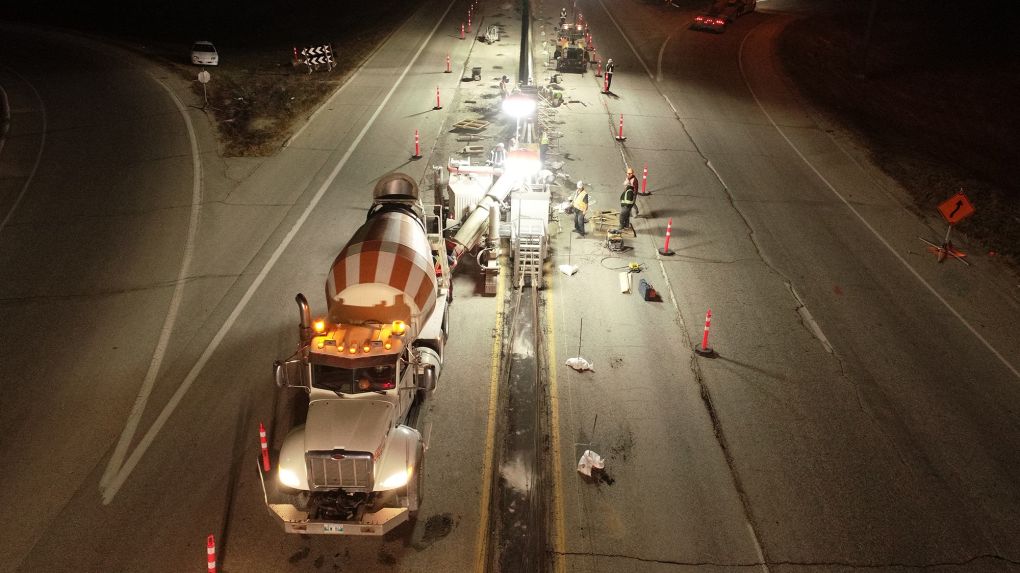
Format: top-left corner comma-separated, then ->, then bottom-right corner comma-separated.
514,223 -> 545,289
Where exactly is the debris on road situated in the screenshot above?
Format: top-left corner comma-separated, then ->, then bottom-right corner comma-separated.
577,449 -> 605,477
565,356 -> 593,371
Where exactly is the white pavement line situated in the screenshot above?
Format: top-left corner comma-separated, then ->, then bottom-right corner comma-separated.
747,523 -> 771,573
99,75 -> 204,493
596,0 -> 656,81
101,0 -> 458,505
0,65 -> 46,237
737,28 -> 1020,382
0,81 -> 10,145
656,35 -> 672,82
796,302 -> 834,355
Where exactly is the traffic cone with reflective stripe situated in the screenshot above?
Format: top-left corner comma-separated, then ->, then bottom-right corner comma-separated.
259,422 -> 271,472
695,309 -> 716,357
658,218 -> 675,256
207,535 -> 217,573
615,114 -> 626,141
412,129 -> 423,160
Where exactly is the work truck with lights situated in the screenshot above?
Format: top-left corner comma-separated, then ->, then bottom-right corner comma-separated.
261,173 -> 451,536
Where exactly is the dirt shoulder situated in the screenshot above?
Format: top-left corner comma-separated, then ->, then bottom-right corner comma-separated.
5,0 -> 412,157
776,2 -> 1019,268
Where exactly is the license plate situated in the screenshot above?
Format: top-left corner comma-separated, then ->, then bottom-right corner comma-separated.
322,523 -> 345,534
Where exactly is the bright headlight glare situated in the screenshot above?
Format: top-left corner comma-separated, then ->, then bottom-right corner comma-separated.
278,468 -> 302,489
379,468 -> 410,490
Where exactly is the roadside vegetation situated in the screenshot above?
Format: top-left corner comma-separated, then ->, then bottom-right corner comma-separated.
9,0 -> 411,156
778,1 -> 1019,268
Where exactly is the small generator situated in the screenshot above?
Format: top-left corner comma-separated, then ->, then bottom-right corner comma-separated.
606,229 -> 624,252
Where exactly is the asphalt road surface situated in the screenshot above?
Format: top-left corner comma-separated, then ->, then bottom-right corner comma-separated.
2,0 -> 1020,571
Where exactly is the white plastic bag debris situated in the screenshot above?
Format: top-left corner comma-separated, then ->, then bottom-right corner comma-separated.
559,264 -> 578,276
565,356 -> 593,371
577,449 -> 605,477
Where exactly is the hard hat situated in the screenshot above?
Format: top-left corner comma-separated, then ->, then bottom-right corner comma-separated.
497,142 -> 504,148
626,167 -> 634,174
576,181 -> 584,189
608,58 -> 614,64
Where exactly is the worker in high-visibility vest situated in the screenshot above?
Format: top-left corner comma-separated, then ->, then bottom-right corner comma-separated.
571,181 -> 590,237
620,183 -> 636,230
625,166 -> 640,217
604,58 -> 615,92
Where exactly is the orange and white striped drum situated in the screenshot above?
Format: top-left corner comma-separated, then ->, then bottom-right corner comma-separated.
325,210 -> 437,334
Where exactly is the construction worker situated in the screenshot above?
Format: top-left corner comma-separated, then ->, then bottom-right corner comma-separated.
489,142 -> 506,167
604,58 -> 615,92
571,181 -> 589,237
625,166 -> 640,217
499,75 -> 511,100
620,183 -> 636,230
540,131 -> 550,162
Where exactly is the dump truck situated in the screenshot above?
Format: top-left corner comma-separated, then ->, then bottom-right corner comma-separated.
262,173 -> 450,535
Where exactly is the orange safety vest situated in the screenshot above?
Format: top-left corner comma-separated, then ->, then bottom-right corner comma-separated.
572,190 -> 589,212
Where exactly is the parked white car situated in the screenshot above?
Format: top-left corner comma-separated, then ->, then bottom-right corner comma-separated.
191,41 -> 219,66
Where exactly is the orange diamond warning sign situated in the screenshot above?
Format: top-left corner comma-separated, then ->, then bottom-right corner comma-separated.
937,192 -> 974,225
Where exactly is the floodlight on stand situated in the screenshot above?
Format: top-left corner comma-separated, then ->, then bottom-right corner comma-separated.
501,94 -> 537,118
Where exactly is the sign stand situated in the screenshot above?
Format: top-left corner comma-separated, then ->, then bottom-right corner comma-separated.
197,70 -> 211,109
918,191 -> 974,265
918,224 -> 969,265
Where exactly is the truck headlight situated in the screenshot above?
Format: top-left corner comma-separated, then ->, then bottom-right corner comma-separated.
278,468 -> 302,489
378,467 -> 411,490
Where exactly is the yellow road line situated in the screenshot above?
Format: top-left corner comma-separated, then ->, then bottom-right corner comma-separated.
474,259 -> 506,573
545,271 -> 567,573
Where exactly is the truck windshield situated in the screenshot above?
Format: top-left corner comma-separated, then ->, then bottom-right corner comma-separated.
312,363 -> 396,394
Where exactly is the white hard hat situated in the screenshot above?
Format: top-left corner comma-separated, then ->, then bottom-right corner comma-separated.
576,181 -> 583,188
497,142 -> 504,148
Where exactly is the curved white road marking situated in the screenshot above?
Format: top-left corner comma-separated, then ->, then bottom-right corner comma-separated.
596,0 -> 657,80
656,35 -> 672,82
99,74 -> 204,492
736,27 -> 1020,381
102,0 -> 459,504
0,65 -> 47,237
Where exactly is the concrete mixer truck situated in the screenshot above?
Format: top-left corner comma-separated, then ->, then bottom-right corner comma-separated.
261,173 -> 451,535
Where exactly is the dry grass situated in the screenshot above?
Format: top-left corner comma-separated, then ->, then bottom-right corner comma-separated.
778,3 -> 1020,266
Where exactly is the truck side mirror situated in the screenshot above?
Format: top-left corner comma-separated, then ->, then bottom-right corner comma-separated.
274,359 -> 305,389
